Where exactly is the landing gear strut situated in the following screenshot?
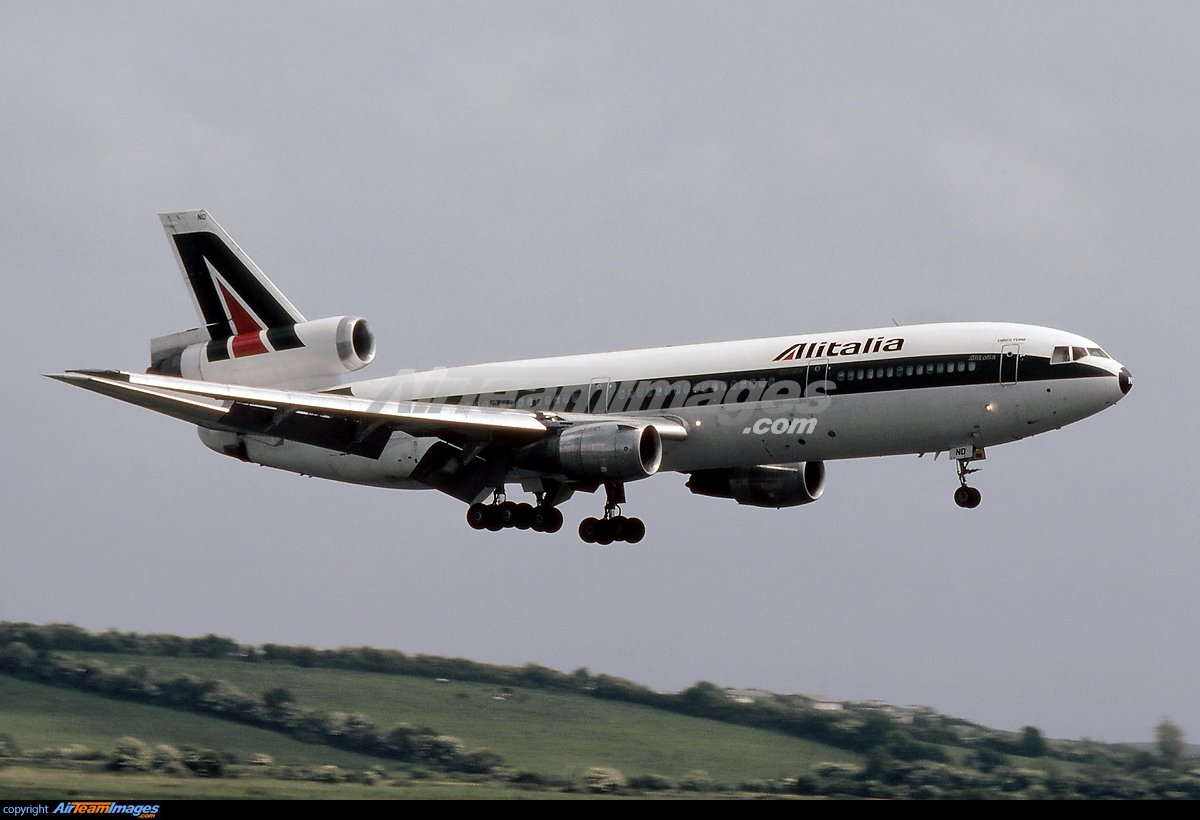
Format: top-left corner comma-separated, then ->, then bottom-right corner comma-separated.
579,483 -> 646,544
467,491 -> 563,533
953,453 -> 983,509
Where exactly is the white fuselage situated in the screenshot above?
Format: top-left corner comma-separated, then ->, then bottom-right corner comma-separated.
203,321 -> 1129,491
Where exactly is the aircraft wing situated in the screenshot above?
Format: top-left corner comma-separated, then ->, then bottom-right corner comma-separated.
47,370 -> 687,460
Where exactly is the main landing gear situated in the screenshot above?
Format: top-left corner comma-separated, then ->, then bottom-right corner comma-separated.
466,491 -> 564,533
953,452 -> 983,509
579,483 -> 645,544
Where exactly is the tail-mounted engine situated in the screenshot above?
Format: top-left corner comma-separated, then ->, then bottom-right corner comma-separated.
517,421 -> 663,482
686,462 -> 826,508
149,315 -> 375,390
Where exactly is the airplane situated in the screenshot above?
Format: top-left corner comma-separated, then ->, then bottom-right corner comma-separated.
50,210 -> 1133,544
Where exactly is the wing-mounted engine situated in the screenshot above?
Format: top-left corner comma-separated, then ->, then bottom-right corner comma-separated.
149,315 -> 375,390
516,421 -> 663,482
686,462 -> 825,508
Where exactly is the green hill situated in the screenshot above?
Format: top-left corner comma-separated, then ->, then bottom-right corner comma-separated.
4,623 -> 1196,799
0,651 -> 857,782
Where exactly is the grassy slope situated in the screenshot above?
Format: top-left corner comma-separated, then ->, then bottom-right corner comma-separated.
2,652 -> 860,781
0,675 -> 381,769
0,768 -> 617,800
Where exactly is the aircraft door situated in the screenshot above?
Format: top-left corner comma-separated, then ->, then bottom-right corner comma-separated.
587,379 -> 612,413
806,359 -> 831,401
1000,344 -> 1020,384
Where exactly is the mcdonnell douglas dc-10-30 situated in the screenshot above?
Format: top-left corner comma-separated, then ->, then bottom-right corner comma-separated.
51,211 -> 1132,543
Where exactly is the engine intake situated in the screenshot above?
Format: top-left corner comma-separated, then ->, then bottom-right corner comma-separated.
686,462 -> 826,508
517,422 -> 663,482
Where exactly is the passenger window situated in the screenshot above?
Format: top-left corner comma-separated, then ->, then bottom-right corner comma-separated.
906,365 -> 914,376
936,363 -> 945,374
968,361 -> 976,372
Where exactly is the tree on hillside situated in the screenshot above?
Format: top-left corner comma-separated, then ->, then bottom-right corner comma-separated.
1156,719 -> 1185,768
262,686 -> 295,711
1016,726 -> 1048,758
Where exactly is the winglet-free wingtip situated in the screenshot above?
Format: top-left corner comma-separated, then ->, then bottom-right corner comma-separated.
46,369 -> 131,384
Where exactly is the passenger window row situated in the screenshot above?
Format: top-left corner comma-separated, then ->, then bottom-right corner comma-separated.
837,361 -> 977,382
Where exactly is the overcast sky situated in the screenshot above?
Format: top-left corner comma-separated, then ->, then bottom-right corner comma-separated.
3,2 -> 1197,744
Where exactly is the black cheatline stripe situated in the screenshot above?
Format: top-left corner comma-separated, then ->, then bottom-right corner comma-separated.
266,324 -> 304,352
172,232 -> 303,349
407,354 -> 1110,409
206,338 -> 230,363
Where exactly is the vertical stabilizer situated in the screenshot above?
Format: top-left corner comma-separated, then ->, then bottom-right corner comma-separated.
159,210 -> 306,343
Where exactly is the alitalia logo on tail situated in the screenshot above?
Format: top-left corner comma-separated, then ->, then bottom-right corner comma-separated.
167,222 -> 307,363
773,336 -> 905,361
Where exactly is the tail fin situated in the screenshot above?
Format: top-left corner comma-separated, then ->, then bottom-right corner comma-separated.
151,211 -> 374,388
159,210 -> 306,342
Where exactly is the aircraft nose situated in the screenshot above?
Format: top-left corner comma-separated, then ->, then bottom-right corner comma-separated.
1118,367 -> 1133,396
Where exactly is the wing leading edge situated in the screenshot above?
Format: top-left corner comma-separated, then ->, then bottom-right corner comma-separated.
47,370 -> 688,461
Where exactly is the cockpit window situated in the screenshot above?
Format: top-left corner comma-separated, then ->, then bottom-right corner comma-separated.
1087,347 -> 1109,358
1051,346 -> 1070,364
1072,347 -> 1088,361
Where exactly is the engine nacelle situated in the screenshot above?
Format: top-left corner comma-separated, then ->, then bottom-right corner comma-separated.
150,315 -> 375,389
686,462 -> 826,508
517,422 -> 663,482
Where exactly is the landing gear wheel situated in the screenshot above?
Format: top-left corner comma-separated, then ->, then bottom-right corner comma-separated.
514,503 -> 534,530
594,519 -> 615,545
609,516 -> 627,542
543,507 -> 564,533
484,505 -> 504,531
466,503 -> 489,530
624,517 -> 646,543
953,452 -> 984,510
579,517 -> 599,543
497,501 -> 519,528
578,482 -> 648,543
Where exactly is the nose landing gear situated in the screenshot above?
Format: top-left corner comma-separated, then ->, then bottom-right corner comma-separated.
953,450 -> 983,508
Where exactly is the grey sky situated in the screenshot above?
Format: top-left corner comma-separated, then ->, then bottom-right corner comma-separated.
2,2 -> 1196,743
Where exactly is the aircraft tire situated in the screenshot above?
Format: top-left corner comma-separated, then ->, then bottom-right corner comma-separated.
579,517 -> 599,543
625,517 -> 646,543
594,520 -> 615,545
535,507 -> 564,533
609,516 -> 627,541
954,486 -> 975,508
466,503 -> 489,530
967,487 -> 982,508
498,501 -> 519,527
485,505 -> 505,531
